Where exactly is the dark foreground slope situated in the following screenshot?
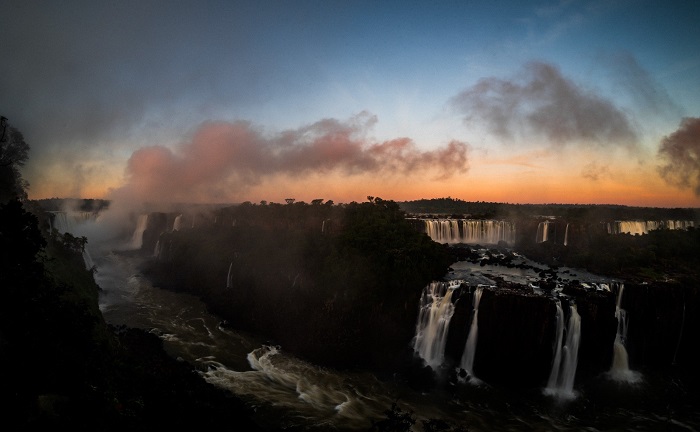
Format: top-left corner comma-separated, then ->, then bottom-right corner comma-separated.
0,199 -> 262,431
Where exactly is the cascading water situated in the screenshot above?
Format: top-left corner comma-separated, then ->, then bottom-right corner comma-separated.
227,261 -> 234,289
129,214 -> 149,249
544,300 -> 581,401
536,221 -> 552,243
564,224 -> 569,246
608,284 -> 641,383
413,281 -> 458,369
459,286 -> 484,383
422,219 -> 515,245
607,220 -> 695,235
48,210 -> 98,269
173,214 -> 183,231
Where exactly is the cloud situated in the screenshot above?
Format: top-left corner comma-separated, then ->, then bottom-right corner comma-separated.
606,52 -> 680,119
581,161 -> 611,181
450,61 -> 638,148
109,112 -> 470,204
657,117 -> 700,196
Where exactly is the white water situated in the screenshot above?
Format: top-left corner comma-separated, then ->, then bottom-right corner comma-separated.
173,214 -> 183,231
129,214 -> 149,249
544,302 -> 581,401
422,219 -> 516,245
413,281 -> 457,369
49,208 -> 700,431
48,210 -> 98,269
459,286 -> 484,383
607,220 -> 695,235
608,284 -> 642,383
536,221 -> 552,243
564,223 -> 569,246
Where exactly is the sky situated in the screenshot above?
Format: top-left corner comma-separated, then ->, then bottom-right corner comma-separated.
2,0 -> 700,208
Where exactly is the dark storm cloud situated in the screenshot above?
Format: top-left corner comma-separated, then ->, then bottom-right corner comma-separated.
657,117 -> 700,196
110,113 -> 470,204
450,61 -> 638,147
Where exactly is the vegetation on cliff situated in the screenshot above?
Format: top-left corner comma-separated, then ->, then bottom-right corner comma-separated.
141,197 -> 453,371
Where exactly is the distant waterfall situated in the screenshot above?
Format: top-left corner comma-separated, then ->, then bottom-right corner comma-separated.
536,221 -> 553,243
227,261 -> 234,289
422,219 -> 515,245
48,211 -> 97,270
173,214 -> 183,231
413,282 -> 457,369
129,214 -> 149,249
608,284 -> 641,383
459,286 -> 484,383
563,224 -> 569,246
544,301 -> 581,400
607,220 -> 695,235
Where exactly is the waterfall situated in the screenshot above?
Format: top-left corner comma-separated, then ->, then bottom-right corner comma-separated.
563,224 -> 569,246
459,286 -> 484,383
227,261 -> 234,289
129,214 -> 149,249
412,281 -> 457,369
536,221 -> 551,243
173,214 -> 183,231
48,210 -> 97,270
608,284 -> 641,382
608,220 -> 695,235
544,301 -> 581,400
423,219 -> 515,245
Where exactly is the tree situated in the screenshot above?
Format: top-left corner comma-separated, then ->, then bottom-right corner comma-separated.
0,119 -> 30,203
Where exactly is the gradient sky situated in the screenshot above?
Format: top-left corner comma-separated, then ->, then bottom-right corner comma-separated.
2,0 -> 700,207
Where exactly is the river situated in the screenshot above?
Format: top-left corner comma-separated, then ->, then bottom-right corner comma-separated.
86,242 -> 700,431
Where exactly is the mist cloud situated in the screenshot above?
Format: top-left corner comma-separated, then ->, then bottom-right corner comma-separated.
450,61 -> 638,147
657,117 -> 700,196
109,113 -> 470,204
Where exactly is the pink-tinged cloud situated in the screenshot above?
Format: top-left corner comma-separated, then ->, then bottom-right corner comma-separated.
657,117 -> 700,196
450,61 -> 638,148
110,112 -> 470,204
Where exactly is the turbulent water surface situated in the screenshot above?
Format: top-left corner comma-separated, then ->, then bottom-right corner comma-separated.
94,248 -> 699,431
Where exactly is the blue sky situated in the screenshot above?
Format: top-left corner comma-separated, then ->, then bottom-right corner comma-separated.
2,0 -> 699,206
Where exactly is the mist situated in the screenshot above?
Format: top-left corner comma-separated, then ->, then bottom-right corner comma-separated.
107,112 -> 470,206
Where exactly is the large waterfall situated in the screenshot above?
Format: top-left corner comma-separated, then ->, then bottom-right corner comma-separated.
608,284 -> 641,383
607,220 -> 695,235
413,281 -> 458,369
422,219 -> 516,245
129,214 -> 149,249
544,300 -> 581,400
459,286 -> 484,384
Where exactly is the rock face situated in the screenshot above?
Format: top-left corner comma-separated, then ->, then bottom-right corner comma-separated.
427,280 -> 700,390
440,284 -> 616,388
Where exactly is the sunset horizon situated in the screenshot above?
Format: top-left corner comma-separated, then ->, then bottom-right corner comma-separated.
3,1 -> 699,208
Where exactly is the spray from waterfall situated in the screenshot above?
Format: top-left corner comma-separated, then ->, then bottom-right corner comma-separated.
459,286 -> 484,384
544,300 -> 581,401
413,281 -> 458,369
